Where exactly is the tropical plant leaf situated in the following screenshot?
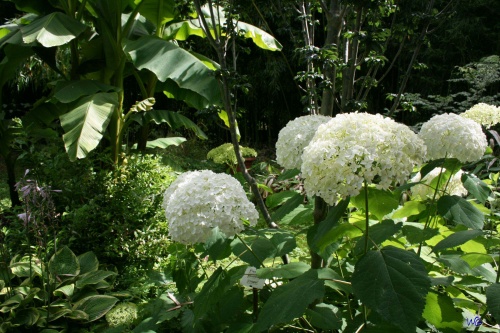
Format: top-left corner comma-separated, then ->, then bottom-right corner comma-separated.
20,12 -> 87,47
486,283 -> 500,320
254,270 -> 325,332
461,173 -> 491,204
49,246 -> 80,277
60,92 -> 118,161
160,79 -> 216,109
136,0 -> 178,26
144,137 -> 187,149
352,246 -> 431,333
53,80 -> 120,104
72,295 -> 118,322
129,97 -> 155,113
432,230 -> 483,253
0,43 -> 33,89
164,12 -> 282,51
76,271 -> 117,289
130,109 -> 208,139
437,195 -> 484,230
124,36 -> 220,104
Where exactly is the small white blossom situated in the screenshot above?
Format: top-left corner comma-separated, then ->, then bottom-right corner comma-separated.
411,168 -> 467,199
461,103 -> 500,128
301,112 -> 426,204
276,115 -> 331,170
418,113 -> 487,163
163,170 -> 258,244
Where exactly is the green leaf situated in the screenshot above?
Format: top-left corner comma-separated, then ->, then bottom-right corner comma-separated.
144,137 -> 187,149
130,109 -> 208,139
432,230 -> 483,253
218,110 -> 240,140
352,187 -> 399,221
54,284 -> 75,297
352,246 -> 431,333
460,253 -> 494,268
193,267 -> 230,320
72,295 -> 118,322
256,262 -> 310,279
49,246 -> 80,276
137,0 -> 178,26
236,21 -> 283,51
402,224 -> 439,244
280,203 -> 313,225
277,168 -> 301,181
266,191 -> 298,209
53,80 -> 120,104
486,283 -> 500,320
204,227 -> 232,261
125,36 -> 220,105
461,173 -> 491,204
76,271 -> 117,289
392,200 -> 426,219
270,192 -> 304,222
422,292 -> 463,331
353,220 -> 402,255
161,79 -> 215,109
77,252 -> 99,274
306,303 -> 342,330
309,198 -> 351,253
437,195 -> 484,230
60,93 -> 118,161
20,12 -> 87,47
254,270 -> 325,332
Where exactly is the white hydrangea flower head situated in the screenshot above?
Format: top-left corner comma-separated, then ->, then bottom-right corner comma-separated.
418,113 -> 487,163
461,103 -> 500,128
163,170 -> 258,244
411,168 -> 467,199
301,112 -> 426,204
276,115 -> 331,169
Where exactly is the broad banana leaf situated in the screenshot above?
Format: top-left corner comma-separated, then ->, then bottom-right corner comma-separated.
20,12 -> 87,47
60,92 -> 118,161
163,5 -> 282,52
124,36 -> 221,105
53,80 -> 120,104
127,137 -> 187,150
135,0 -> 178,26
130,109 -> 208,140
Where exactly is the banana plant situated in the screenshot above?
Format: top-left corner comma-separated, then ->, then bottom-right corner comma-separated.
0,0 -> 282,165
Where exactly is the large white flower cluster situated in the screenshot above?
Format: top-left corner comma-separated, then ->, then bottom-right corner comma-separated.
276,115 -> 331,170
163,170 -> 258,244
411,168 -> 467,199
301,112 -> 426,204
418,113 -> 487,163
461,103 -> 500,128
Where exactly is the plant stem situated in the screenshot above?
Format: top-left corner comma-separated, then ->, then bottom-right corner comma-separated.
311,196 -> 327,269
236,234 -> 265,268
364,180 -> 369,254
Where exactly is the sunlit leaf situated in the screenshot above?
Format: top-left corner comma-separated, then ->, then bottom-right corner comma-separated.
486,283 -> 500,320
422,291 -> 463,331
461,173 -> 491,204
432,230 -> 483,252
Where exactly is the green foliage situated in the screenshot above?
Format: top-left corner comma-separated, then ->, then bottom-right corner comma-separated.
206,143 -> 257,166
0,247 -> 119,331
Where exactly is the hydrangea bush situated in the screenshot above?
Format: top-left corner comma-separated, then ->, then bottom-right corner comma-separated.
461,102 -> 500,128
275,115 -> 331,169
301,112 -> 426,204
163,170 -> 259,244
418,113 -> 487,163
411,168 -> 467,199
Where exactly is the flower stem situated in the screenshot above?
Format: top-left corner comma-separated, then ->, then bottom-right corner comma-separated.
364,180 -> 370,254
236,234 -> 265,268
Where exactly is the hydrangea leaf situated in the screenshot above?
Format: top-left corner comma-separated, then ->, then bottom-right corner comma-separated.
352,246 -> 431,333
461,173 -> 491,204
437,195 -> 484,230
422,292 -> 463,331
486,283 -> 500,320
392,200 -> 426,219
257,262 -> 310,279
353,220 -> 402,255
193,267 -> 230,320
432,230 -> 483,253
351,188 -> 399,221
254,270 -> 325,332
305,303 -> 343,330
270,192 -> 304,222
